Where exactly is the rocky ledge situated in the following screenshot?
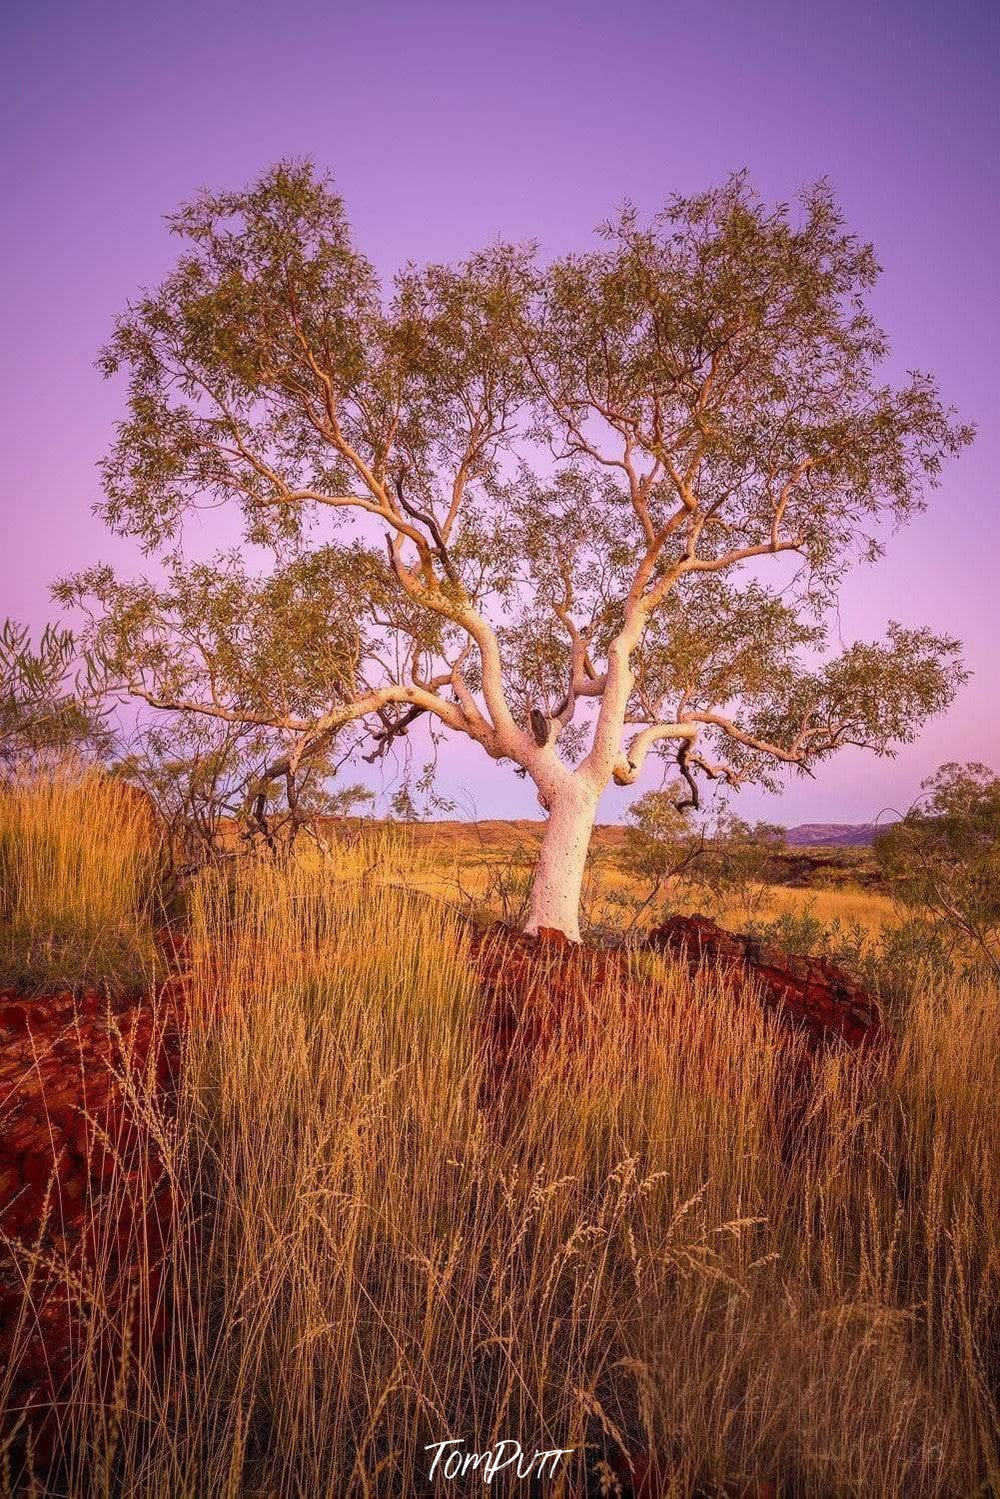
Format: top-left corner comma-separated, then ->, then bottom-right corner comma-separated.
645,913 -> 882,1052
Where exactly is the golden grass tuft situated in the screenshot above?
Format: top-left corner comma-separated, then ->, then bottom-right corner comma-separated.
0,764 -> 163,991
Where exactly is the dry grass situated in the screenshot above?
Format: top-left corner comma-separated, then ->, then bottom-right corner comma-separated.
397,822 -> 901,942
2,811 -> 999,1495
0,765 -> 163,990
741,883 -> 898,932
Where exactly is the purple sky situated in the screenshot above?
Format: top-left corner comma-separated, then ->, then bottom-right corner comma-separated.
2,0 -> 997,825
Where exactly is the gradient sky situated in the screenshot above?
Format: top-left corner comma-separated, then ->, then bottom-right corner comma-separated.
2,0 -> 997,825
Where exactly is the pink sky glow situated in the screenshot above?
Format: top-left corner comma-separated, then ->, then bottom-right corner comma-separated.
2,0 -> 997,824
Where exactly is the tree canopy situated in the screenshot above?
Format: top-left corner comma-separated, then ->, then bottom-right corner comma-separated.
63,162 -> 972,934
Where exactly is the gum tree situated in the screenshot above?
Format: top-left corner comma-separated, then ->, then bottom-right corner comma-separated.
61,551 -> 373,842
71,164 -> 971,940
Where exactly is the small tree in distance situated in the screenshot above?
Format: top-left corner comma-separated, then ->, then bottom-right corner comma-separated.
875,763 -> 1000,977
66,163 -> 972,940
623,788 -> 786,929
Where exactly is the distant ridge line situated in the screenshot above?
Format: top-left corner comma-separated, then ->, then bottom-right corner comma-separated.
782,822 -> 893,847
336,816 -> 896,849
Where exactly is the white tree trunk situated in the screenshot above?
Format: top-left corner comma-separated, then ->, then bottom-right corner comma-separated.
524,780 -> 599,942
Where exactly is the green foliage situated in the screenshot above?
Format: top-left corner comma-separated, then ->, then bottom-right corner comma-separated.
0,619 -> 111,768
57,551 -> 382,843
114,716 -> 373,871
57,549 -> 382,726
875,762 -> 1000,977
621,786 -> 786,925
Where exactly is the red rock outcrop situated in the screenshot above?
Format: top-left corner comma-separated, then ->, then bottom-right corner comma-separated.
645,913 -> 882,1052
471,924 -> 619,1110
472,915 -> 883,1120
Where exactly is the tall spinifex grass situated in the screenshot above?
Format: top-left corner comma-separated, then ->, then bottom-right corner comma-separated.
4,835 -> 999,1495
0,764 -> 163,989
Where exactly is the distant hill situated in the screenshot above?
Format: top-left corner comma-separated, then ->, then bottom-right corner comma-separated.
326,815 -> 893,852
783,822 -> 890,847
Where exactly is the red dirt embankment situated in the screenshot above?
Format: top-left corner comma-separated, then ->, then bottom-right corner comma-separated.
474,916 -> 883,1113
646,913 -> 882,1052
0,980 -> 183,1450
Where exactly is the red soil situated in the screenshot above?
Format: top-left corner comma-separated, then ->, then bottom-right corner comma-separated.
646,913 -> 882,1052
472,919 -> 884,1117
472,922 -> 885,1497
0,978 -> 184,1458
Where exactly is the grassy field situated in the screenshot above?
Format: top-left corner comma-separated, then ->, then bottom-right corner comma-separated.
374,817 -> 900,943
1,774 -> 998,1495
